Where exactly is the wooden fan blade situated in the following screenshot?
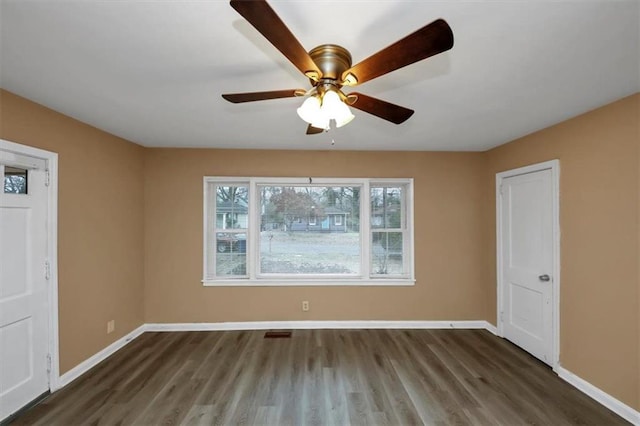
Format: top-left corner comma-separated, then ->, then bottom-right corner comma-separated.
347,93 -> 414,124
230,0 -> 322,80
306,124 -> 325,135
341,19 -> 453,86
222,89 -> 305,103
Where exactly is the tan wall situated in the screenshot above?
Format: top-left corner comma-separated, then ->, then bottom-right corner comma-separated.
0,90 -> 146,374
483,93 -> 640,409
144,149 -> 487,323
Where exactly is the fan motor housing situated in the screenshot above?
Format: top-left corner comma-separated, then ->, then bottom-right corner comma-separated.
308,44 -> 352,85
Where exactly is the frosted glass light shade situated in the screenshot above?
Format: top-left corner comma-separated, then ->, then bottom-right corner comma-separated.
311,115 -> 330,130
321,90 -> 354,128
297,96 -> 321,124
334,105 -> 355,128
320,90 -> 342,115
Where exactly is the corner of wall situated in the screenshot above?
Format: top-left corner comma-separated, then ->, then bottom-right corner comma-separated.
479,149 -> 497,326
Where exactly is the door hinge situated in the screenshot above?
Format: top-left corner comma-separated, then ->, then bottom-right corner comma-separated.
45,169 -> 50,187
46,353 -> 52,373
499,184 -> 503,195
500,311 -> 504,322
45,260 -> 50,280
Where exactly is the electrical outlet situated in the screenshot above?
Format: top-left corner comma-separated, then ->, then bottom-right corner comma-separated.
107,320 -> 115,334
302,300 -> 309,312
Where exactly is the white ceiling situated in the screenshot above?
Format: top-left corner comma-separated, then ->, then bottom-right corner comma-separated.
1,0 -> 638,151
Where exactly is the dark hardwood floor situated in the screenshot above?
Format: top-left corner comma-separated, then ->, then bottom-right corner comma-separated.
11,329 -> 628,425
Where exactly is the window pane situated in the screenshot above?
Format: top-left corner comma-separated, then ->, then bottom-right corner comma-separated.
3,167 -> 28,194
214,185 -> 248,277
371,232 -> 404,275
371,187 -> 402,229
259,186 -> 360,274
215,232 -> 247,276
216,186 -> 248,229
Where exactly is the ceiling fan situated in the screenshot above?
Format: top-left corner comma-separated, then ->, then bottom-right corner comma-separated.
221,0 -> 454,135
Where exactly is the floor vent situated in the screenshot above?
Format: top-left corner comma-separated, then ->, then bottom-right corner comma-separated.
264,331 -> 292,339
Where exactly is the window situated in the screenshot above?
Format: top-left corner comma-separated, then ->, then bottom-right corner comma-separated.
204,177 -> 414,285
207,183 -> 248,277
370,186 -> 405,276
3,166 -> 28,194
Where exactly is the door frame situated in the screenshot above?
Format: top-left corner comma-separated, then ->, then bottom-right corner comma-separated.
0,139 -> 60,391
496,159 -> 560,371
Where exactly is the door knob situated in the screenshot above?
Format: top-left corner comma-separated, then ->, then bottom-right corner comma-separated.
538,274 -> 550,282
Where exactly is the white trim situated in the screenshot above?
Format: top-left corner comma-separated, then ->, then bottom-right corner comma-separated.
496,159 -> 560,370
484,322 -> 498,335
144,320 -> 492,332
0,150 -> 46,170
46,154 -> 60,390
202,177 -> 209,283
55,325 -> 146,390
557,366 -> 640,425
202,278 -> 416,286
0,140 -> 60,393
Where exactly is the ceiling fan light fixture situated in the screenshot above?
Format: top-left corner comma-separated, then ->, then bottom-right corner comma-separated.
224,1 -> 455,135
297,89 -> 354,130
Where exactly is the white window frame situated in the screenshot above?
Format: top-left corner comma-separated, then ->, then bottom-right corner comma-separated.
203,177 -> 415,286
369,183 -> 411,279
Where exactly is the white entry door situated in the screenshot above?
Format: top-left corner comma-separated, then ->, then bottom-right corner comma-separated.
0,159 -> 50,421
499,165 -> 556,366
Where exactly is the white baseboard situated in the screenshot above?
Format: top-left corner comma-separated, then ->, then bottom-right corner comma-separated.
145,320 -> 493,332
54,324 -> 146,390
557,366 -> 640,425
484,322 -> 498,335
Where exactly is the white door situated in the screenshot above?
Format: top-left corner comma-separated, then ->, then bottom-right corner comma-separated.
0,161 -> 49,421
499,167 -> 555,365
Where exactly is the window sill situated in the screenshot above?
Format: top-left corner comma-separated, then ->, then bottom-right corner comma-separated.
201,278 -> 416,287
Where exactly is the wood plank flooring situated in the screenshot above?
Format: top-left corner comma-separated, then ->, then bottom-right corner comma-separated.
10,329 -> 628,425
